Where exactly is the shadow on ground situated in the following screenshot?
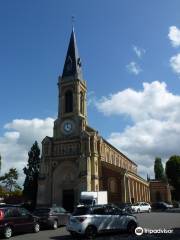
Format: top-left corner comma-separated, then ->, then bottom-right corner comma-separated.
50,228 -> 180,240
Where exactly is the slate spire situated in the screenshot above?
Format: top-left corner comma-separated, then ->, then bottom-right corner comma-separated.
62,28 -> 83,80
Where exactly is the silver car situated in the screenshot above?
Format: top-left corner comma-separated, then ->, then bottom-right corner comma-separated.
66,204 -> 138,239
131,202 -> 151,213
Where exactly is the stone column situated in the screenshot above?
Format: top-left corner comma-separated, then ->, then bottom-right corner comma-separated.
87,156 -> 92,191
132,179 -> 135,203
135,181 -> 137,202
121,173 -> 127,202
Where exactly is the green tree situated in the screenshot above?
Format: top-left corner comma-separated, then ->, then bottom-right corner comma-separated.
154,157 -> 165,180
23,141 -> 40,209
166,155 -> 180,200
0,168 -> 21,192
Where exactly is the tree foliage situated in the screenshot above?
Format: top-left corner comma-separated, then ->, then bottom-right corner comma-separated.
154,157 -> 165,180
23,141 -> 40,209
0,168 -> 21,192
166,155 -> 180,200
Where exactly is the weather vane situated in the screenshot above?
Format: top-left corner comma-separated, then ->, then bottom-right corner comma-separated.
71,16 -> 75,28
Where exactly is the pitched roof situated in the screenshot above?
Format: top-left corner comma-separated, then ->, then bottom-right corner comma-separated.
62,28 -> 83,80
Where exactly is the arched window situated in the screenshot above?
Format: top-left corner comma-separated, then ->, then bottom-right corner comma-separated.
80,91 -> 84,114
65,90 -> 73,113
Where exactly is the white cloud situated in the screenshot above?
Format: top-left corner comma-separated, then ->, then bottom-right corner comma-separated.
126,61 -> 142,75
96,81 -> 180,179
168,26 -> 180,47
170,53 -> 180,75
0,118 -> 54,185
133,45 -> 146,58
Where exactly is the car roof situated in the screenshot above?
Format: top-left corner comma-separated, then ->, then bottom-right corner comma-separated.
76,204 -> 118,209
0,205 -> 19,209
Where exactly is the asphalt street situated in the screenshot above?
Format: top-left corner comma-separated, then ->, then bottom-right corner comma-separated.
3,212 -> 180,240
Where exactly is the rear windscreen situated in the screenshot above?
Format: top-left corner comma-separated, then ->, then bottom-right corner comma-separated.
73,207 -> 91,216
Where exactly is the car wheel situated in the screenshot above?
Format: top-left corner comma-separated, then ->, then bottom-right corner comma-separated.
52,220 -> 58,230
85,225 -> 97,239
33,222 -> 40,233
148,208 -> 151,213
137,208 -> 140,213
4,226 -> 13,239
127,221 -> 137,235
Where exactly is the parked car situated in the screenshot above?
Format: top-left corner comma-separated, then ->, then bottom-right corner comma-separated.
131,202 -> 151,213
172,201 -> 180,208
33,206 -> 70,229
116,203 -> 134,214
151,202 -> 173,211
0,205 -> 40,239
66,204 -> 138,239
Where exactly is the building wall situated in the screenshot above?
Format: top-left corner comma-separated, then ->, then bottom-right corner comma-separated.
150,180 -> 172,203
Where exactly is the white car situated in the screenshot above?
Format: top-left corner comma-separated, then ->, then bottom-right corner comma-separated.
67,204 -> 138,238
131,202 -> 151,213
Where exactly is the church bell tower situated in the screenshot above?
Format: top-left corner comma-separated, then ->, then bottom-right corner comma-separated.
37,28 -> 97,211
54,28 -> 87,139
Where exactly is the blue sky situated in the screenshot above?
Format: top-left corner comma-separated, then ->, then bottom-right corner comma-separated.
0,0 -> 180,182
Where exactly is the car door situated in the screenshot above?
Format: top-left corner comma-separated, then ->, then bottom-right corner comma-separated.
17,208 -> 35,232
143,203 -> 149,211
141,203 -> 148,212
3,208 -> 21,233
7,208 -> 25,233
139,203 -> 145,212
105,206 -> 118,230
108,207 -> 128,230
91,207 -> 111,232
56,207 -> 69,225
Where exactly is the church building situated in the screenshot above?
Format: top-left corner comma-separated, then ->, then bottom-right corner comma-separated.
37,29 -> 150,211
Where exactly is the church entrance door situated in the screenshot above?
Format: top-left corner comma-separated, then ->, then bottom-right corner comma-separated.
63,189 -> 74,213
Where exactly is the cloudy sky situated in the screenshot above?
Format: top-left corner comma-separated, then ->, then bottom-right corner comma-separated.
0,0 -> 180,184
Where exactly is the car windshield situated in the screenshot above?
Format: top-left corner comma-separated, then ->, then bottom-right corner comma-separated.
133,203 -> 140,206
73,207 -> 91,216
118,203 -> 131,208
58,207 -> 66,213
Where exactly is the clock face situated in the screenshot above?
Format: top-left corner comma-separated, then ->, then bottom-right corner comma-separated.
64,122 -> 72,132
61,120 -> 74,135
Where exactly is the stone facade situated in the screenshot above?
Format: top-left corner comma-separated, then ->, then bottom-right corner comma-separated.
37,29 -> 150,211
150,180 -> 172,203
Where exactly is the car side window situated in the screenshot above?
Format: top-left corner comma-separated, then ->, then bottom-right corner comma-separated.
18,208 -> 29,217
52,207 -> 59,214
4,209 -> 12,218
107,207 -> 120,215
11,208 -> 20,217
58,207 -> 66,213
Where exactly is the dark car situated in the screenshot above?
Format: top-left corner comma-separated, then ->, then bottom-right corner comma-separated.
33,206 -> 70,229
151,202 -> 173,211
116,203 -> 134,214
0,205 -> 40,239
